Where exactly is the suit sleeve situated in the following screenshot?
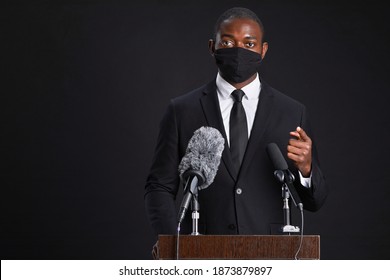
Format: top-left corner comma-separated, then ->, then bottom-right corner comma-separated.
294,106 -> 328,211
144,101 -> 180,235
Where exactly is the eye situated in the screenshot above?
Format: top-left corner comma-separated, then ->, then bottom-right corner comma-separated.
221,40 -> 234,47
246,41 -> 256,48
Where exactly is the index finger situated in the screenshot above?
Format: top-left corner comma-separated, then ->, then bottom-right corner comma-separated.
296,126 -> 310,141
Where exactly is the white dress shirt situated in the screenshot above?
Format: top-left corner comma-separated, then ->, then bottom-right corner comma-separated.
215,72 -> 311,187
216,72 -> 260,145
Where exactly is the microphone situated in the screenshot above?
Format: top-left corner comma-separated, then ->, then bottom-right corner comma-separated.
177,126 -> 225,224
266,143 -> 303,210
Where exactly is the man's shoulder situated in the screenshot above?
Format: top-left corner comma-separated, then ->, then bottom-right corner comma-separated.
172,80 -> 216,104
262,80 -> 305,109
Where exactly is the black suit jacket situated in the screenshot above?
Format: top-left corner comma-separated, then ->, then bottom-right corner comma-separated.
145,78 -> 327,235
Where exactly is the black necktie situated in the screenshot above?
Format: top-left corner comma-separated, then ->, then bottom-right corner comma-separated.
229,89 -> 248,172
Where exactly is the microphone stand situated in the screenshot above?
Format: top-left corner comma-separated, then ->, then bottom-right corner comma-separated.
190,191 -> 201,235
274,170 -> 300,234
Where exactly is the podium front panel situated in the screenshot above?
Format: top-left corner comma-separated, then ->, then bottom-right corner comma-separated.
157,235 -> 320,260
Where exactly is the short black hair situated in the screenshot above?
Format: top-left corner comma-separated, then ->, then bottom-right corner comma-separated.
213,7 -> 266,41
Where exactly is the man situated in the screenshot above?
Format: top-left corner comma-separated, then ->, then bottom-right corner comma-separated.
145,7 -> 327,236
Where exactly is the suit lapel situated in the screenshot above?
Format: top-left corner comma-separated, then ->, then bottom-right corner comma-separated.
200,82 -> 238,180
199,80 -> 276,182
238,82 -> 275,181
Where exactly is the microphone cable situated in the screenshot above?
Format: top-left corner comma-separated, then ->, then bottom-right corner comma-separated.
294,206 -> 304,260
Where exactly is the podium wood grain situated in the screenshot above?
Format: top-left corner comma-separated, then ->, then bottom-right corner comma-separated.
157,235 -> 320,259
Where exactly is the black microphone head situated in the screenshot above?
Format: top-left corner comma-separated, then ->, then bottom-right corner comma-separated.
266,143 -> 288,170
178,126 -> 225,190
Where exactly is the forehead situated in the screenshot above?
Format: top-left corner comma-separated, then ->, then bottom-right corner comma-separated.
217,17 -> 262,39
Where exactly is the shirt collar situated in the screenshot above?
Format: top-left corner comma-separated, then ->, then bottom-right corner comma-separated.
216,72 -> 261,100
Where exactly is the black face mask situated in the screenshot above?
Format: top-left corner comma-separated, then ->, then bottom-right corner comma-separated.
214,47 -> 262,83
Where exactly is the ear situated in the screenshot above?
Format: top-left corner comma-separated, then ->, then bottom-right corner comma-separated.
208,39 -> 215,55
261,42 -> 269,60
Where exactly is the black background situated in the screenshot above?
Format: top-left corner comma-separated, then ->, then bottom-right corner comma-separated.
1,0 -> 389,260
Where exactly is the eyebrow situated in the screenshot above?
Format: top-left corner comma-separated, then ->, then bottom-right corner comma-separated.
244,35 -> 258,40
220,33 -> 258,40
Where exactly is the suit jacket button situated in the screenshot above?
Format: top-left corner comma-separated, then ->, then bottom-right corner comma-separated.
228,224 -> 236,230
236,188 -> 242,195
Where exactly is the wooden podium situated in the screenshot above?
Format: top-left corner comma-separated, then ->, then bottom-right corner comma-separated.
157,235 -> 320,259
